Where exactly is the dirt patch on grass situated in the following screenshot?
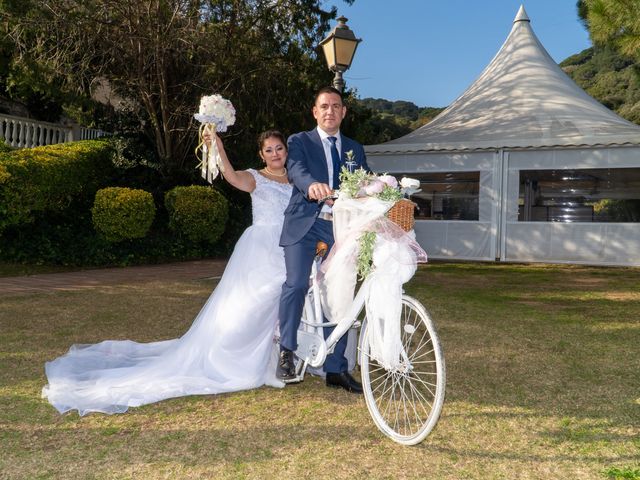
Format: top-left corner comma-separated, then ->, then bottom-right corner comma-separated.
602,292 -> 640,301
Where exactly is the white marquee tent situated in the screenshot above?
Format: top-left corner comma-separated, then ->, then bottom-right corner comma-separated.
366,5 -> 640,266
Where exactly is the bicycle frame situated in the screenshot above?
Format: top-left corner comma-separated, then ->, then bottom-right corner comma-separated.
290,251 -> 368,380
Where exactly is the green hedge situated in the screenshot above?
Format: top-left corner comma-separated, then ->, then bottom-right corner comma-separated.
0,140 -> 114,232
92,187 -> 156,242
165,185 -> 228,244
0,139 -> 239,266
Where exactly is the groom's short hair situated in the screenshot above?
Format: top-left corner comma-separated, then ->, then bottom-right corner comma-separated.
314,86 -> 343,105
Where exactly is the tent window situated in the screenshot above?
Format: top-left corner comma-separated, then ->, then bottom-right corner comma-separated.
395,171 -> 480,221
518,168 -> 640,223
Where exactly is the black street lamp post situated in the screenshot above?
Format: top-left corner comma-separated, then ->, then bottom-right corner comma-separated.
319,16 -> 362,92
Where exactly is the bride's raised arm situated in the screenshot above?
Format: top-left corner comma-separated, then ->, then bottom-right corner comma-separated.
203,129 -> 256,193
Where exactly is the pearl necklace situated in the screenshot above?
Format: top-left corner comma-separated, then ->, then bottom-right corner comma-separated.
264,166 -> 287,177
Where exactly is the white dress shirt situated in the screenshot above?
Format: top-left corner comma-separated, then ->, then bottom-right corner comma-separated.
316,126 -> 342,215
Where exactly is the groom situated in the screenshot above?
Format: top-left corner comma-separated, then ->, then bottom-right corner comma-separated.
277,86 -> 369,393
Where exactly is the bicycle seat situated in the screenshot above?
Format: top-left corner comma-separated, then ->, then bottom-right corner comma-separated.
315,241 -> 328,258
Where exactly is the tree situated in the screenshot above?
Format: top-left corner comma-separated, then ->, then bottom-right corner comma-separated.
4,0 -> 349,177
0,0 -> 68,121
570,1 -> 640,124
579,0 -> 640,62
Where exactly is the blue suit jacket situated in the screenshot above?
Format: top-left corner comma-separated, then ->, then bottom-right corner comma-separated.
280,128 -> 369,246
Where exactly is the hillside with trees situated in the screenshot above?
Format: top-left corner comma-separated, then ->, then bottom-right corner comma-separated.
345,98 -> 444,145
561,46 -> 640,124
359,98 -> 444,129
565,0 -> 640,125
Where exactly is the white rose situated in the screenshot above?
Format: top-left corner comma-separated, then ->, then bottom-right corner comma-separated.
400,177 -> 420,189
195,94 -> 236,132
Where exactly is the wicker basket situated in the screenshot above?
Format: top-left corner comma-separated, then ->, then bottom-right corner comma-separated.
387,198 -> 416,232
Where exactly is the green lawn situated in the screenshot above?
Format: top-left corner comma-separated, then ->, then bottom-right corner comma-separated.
1,262 -> 639,479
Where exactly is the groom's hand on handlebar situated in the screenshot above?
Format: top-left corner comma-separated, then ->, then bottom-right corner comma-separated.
308,182 -> 334,203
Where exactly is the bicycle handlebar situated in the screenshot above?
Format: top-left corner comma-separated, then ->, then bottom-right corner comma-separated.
318,192 -> 339,203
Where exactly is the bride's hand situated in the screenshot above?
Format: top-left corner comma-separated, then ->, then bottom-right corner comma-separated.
203,130 -> 213,147
202,129 -> 222,149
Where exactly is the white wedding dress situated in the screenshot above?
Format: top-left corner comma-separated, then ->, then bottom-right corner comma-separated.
43,169 -> 292,416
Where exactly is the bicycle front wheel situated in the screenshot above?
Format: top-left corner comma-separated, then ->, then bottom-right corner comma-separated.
359,295 -> 446,445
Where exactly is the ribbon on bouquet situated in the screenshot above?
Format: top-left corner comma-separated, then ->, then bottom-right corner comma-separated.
318,197 -> 427,371
195,123 -> 226,184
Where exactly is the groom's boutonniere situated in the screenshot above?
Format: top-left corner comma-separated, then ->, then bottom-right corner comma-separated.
344,150 -> 356,172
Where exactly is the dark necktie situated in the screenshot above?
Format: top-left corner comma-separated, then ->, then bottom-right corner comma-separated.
328,136 -> 341,189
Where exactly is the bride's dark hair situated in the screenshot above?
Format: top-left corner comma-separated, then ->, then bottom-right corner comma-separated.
258,130 -> 287,151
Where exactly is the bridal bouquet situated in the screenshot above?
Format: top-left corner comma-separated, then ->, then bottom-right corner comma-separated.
338,167 -> 421,203
336,167 -> 422,279
194,94 -> 236,130
194,94 -> 236,183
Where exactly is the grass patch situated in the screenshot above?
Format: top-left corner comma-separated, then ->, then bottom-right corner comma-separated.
604,467 -> 640,480
1,262 -> 639,479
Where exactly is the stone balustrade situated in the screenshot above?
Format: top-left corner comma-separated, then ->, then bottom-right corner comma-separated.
0,113 -> 106,149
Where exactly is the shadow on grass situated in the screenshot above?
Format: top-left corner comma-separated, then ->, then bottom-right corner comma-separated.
2,410 -> 638,471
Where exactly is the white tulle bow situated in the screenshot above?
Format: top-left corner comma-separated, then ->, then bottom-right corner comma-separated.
320,197 -> 427,370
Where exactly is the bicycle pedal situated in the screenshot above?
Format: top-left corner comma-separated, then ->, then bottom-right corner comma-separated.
282,376 -> 304,384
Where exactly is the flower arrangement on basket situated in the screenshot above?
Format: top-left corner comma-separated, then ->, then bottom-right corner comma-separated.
337,167 -> 421,279
194,94 -> 236,183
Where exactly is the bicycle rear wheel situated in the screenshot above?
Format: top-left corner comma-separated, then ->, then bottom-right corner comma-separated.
359,295 -> 446,445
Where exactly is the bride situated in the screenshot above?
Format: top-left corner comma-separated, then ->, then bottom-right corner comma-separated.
42,130 -> 292,415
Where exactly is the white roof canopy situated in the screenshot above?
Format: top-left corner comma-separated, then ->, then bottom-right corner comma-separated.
367,5 -> 640,154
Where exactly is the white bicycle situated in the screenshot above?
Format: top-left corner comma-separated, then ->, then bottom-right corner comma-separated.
288,240 -> 446,446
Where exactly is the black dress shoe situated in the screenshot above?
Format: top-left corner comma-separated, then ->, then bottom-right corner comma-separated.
326,372 -> 363,394
276,349 -> 296,380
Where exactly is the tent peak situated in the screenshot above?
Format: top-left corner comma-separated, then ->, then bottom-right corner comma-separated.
513,5 -> 530,23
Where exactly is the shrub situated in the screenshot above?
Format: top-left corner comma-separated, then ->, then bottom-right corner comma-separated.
0,163 -> 10,184
0,139 -> 114,232
165,185 -> 228,244
92,187 -> 156,242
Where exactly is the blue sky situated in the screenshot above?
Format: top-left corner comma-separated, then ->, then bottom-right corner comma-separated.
322,1 -> 591,107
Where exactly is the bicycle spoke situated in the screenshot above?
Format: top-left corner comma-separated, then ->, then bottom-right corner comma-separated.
372,377 -> 389,404
405,373 -> 434,418
409,369 -> 439,389
371,374 -> 392,400
376,371 -> 396,418
367,364 -> 387,377
407,330 -> 432,359
383,372 -> 400,428
409,359 -> 438,365
404,372 -> 431,436
393,373 -> 403,433
407,371 -> 438,400
400,375 -> 417,435
409,344 -> 435,363
408,375 -> 424,428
